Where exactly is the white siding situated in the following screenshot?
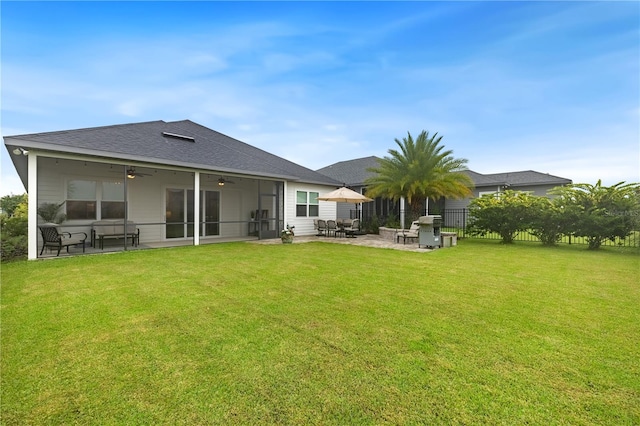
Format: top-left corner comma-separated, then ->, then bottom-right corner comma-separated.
286,183 -> 337,236
34,155 -> 338,247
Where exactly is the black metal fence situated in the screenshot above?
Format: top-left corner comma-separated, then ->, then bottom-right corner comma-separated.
362,207 -> 640,248
443,209 -> 639,248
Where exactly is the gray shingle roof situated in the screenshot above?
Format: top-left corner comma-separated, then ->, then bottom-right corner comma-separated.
482,170 -> 572,187
316,156 -> 381,186
5,120 -> 341,186
316,158 -> 571,189
463,170 -> 505,187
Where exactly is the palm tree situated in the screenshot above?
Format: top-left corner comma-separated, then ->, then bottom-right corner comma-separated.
365,130 -> 474,222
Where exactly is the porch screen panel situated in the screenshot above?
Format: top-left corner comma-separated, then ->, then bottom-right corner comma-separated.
204,191 -> 220,236
187,190 -> 195,238
101,181 -> 125,219
166,189 -> 185,239
66,180 -> 97,220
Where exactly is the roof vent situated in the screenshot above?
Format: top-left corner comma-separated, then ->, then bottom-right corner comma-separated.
162,132 -> 195,142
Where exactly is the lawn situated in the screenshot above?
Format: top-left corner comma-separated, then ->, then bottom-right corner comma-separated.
1,240 -> 639,425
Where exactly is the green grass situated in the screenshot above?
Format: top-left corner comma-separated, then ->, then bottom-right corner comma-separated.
2,240 -> 639,425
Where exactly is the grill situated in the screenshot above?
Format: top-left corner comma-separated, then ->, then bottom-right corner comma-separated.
418,215 -> 442,249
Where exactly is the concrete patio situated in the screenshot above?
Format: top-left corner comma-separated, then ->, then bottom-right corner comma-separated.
250,233 -> 434,252
37,232 -> 445,259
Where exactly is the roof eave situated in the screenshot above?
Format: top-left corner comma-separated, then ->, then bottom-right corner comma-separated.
3,138 -> 304,182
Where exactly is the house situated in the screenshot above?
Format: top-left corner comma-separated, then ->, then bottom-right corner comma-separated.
445,170 -> 573,209
316,156 -> 572,224
4,120 -> 342,259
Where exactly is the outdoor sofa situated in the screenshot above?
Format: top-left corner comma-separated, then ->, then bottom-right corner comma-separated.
91,219 -> 140,249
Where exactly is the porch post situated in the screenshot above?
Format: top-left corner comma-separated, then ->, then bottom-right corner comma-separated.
193,172 -> 200,246
282,180 -> 288,231
123,165 -> 129,251
27,153 -> 38,260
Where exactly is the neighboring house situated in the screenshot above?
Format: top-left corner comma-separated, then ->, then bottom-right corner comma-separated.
4,120 -> 342,259
317,156 -> 572,223
446,170 -> 573,209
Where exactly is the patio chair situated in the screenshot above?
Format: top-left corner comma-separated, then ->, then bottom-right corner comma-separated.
316,219 -> 327,236
326,220 -> 338,237
344,219 -> 360,238
335,218 -> 349,238
339,218 -> 353,227
396,221 -> 420,244
39,223 -> 87,256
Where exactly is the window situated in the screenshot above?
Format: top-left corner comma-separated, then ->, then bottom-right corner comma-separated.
66,180 -> 97,220
66,179 -> 125,220
101,181 -> 125,219
309,191 -> 319,216
296,191 -> 319,217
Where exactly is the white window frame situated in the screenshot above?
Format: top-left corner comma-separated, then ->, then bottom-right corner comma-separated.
65,178 -> 125,221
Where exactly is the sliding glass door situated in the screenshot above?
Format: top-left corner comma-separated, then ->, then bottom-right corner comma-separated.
166,188 -> 220,239
203,190 -> 220,237
166,188 -> 185,239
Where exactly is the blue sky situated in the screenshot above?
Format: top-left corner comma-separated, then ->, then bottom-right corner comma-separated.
2,1 -> 638,196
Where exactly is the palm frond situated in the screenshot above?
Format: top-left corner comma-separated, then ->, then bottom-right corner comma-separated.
364,130 -> 474,204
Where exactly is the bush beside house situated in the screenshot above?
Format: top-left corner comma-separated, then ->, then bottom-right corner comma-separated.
1,194 -> 28,261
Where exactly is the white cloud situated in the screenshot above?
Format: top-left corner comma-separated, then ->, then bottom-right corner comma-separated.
1,1 -> 637,191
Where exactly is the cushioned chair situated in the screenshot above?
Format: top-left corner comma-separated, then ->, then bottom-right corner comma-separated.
344,219 -> 360,238
396,221 -> 420,244
39,223 -> 87,256
316,219 -> 327,236
326,220 -> 338,237
338,218 -> 353,228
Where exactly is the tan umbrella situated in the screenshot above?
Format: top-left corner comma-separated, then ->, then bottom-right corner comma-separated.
318,187 -> 373,203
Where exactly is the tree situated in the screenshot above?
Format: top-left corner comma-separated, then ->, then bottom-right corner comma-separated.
364,131 -> 474,222
550,180 -> 640,249
0,193 -> 27,217
468,190 -> 539,244
1,197 -> 28,261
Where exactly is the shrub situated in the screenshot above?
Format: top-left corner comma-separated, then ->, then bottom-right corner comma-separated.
361,215 -> 382,234
468,190 -> 538,244
1,214 -> 28,262
384,217 -> 401,229
550,180 -> 640,250
529,197 -> 565,246
1,234 -> 28,261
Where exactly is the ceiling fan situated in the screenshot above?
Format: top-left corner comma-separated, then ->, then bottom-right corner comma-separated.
125,167 -> 152,179
218,177 -> 235,186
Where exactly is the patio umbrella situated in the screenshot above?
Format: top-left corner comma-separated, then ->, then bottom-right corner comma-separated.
317,187 -> 373,203
318,187 -> 373,226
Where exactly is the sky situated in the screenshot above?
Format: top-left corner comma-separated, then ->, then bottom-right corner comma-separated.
1,1 -> 639,197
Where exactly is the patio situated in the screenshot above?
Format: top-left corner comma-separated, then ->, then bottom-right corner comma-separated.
37,233 -> 433,258
250,233 -> 432,252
